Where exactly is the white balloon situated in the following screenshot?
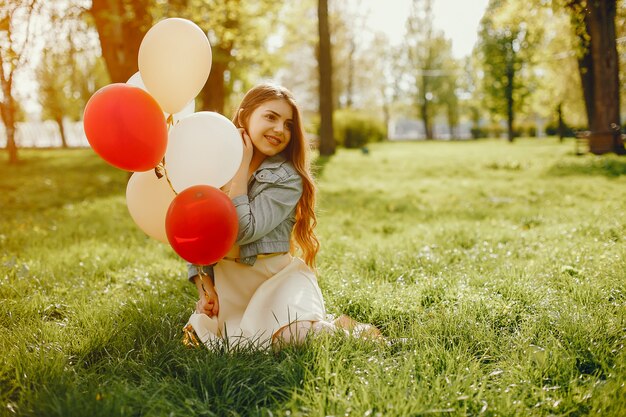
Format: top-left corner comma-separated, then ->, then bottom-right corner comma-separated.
126,72 -> 145,89
126,170 -> 176,243
164,112 -> 243,191
175,99 -> 195,125
126,71 -> 195,125
138,18 -> 211,114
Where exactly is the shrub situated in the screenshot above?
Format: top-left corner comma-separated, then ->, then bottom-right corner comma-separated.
333,109 -> 385,148
478,124 -> 503,138
470,127 -> 486,139
545,123 -> 579,138
513,124 -> 537,138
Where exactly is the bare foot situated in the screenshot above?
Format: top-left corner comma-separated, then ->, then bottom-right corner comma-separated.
196,281 -> 219,318
333,315 -> 383,340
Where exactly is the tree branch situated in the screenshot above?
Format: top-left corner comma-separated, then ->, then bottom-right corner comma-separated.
15,0 -> 39,68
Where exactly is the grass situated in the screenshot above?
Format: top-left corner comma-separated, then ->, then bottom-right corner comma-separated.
1,138 -> 625,416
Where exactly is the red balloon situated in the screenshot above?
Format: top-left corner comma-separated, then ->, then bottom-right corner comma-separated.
166,185 -> 239,265
83,83 -> 168,172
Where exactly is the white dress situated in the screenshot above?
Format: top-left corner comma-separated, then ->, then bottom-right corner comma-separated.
186,253 -> 326,349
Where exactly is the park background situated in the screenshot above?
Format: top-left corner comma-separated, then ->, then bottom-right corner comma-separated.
1,0 -> 626,416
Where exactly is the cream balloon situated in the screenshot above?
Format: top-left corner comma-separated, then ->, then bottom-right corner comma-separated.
126,72 -> 195,125
126,171 -> 176,243
164,112 -> 243,192
138,18 -> 211,114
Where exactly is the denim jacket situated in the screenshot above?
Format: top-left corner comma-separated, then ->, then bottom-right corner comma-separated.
188,153 -> 302,280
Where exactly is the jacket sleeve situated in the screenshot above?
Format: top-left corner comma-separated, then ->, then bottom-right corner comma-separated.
231,173 -> 302,246
187,263 -> 214,282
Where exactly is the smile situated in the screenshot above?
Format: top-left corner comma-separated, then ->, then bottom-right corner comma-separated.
265,135 -> 282,146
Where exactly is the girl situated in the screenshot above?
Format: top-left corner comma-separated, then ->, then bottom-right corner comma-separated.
184,83 -> 379,349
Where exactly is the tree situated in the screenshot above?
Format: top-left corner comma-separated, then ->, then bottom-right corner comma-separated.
37,47 -> 75,148
617,4 -> 625,119
0,0 -> 39,164
328,0 -> 369,110
405,0 -> 450,140
524,8 -> 585,141
476,0 -> 541,142
166,0 -> 281,114
82,0 -> 281,115
275,0 -> 319,115
459,55 -> 484,138
438,54 -> 461,139
37,2 -> 109,147
88,0 -> 154,83
615,5 -> 626,122
564,0 -> 623,154
318,0 -> 335,156
369,33 -> 405,140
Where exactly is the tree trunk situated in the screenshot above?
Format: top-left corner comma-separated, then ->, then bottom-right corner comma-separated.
0,70 -> 18,164
576,45 -> 595,128
420,99 -> 432,140
574,0 -> 623,154
420,76 -> 433,140
6,127 -> 17,163
447,105 -> 456,140
505,63 -> 515,142
56,117 -> 68,148
201,60 -> 227,113
89,0 -> 153,83
318,0 -> 335,156
557,103 -> 565,142
198,1 -> 236,115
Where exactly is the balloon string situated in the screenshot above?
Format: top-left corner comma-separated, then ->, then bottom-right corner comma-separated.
154,114 -> 177,194
196,265 -> 215,291
163,157 -> 178,195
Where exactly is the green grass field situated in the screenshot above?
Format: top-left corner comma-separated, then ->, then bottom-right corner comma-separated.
1,138 -> 625,416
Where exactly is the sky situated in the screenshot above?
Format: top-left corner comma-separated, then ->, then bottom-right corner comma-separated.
363,0 -> 490,58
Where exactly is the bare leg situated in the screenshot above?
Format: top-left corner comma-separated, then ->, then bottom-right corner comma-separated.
272,320 -> 340,347
272,316 -> 383,348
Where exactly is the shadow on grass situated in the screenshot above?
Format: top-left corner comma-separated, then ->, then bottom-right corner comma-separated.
547,155 -> 626,178
14,294 -> 308,417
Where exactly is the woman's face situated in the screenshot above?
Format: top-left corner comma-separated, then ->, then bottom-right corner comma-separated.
245,99 -> 293,157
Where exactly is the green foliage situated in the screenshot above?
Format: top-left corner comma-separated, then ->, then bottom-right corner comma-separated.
470,123 -> 507,139
37,48 -> 81,123
333,109 -> 385,148
1,140 -> 626,416
404,0 -> 460,139
36,2 -> 109,126
475,1 -> 543,140
161,0 -> 283,112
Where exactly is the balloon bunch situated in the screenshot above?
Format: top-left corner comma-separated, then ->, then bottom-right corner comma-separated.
83,18 -> 243,267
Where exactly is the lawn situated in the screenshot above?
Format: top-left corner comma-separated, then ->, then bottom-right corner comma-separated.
1,138 -> 625,416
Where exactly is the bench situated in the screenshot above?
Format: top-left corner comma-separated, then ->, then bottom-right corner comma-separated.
575,131 -> 590,155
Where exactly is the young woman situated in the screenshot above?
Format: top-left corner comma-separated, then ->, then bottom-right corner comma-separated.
184,83 -> 379,349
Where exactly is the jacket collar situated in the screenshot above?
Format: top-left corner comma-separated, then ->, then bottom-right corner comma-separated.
256,153 -> 287,171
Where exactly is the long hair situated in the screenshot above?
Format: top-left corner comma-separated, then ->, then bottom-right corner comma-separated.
232,83 -> 320,269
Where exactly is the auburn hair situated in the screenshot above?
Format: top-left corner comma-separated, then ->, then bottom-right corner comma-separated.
232,83 -> 320,269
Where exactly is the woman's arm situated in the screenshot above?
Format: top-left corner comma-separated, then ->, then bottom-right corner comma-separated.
229,129 -> 254,199
192,271 -> 219,317
231,175 -> 302,245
